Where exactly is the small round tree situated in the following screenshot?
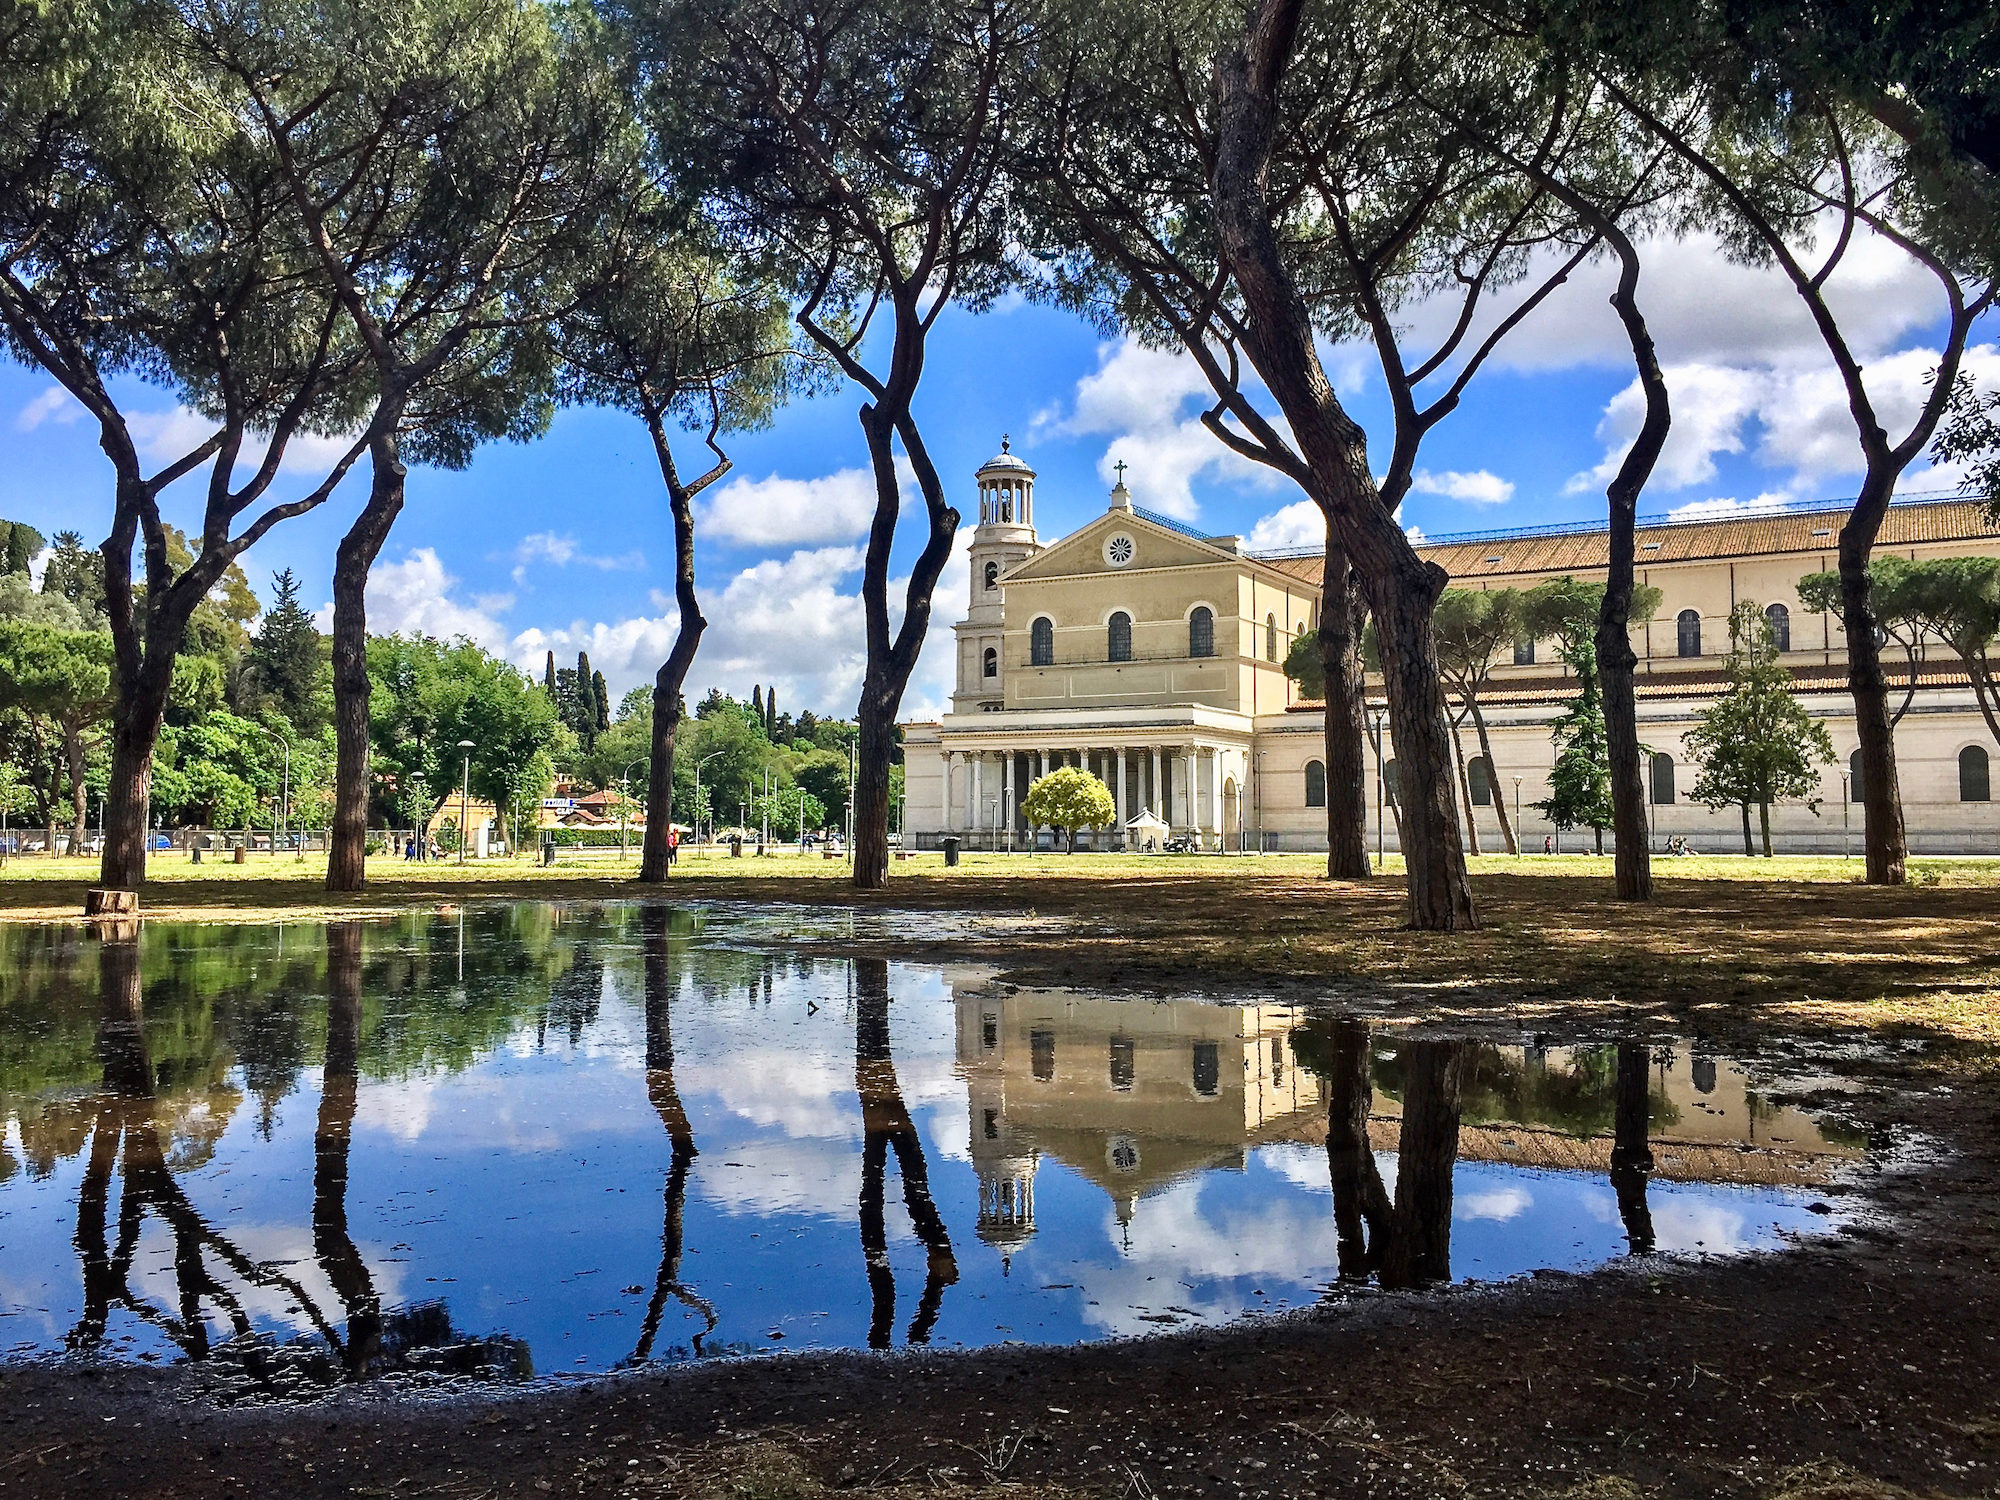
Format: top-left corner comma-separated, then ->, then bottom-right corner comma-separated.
1021,768 -> 1116,854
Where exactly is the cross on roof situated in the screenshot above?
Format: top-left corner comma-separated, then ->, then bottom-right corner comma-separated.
1113,459 -> 1128,484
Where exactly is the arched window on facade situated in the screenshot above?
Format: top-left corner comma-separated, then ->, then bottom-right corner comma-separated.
1266,613 -> 1278,662
1191,1041 -> 1221,1098
1109,1036 -> 1135,1091
1189,606 -> 1215,658
1384,760 -> 1401,802
982,646 -> 997,679
1514,636 -> 1535,666
1107,611 -> 1133,662
1849,747 -> 1865,798
1304,759 -> 1327,808
1468,755 -> 1494,806
1030,617 -> 1054,667
1766,601 -> 1791,651
1651,751 -> 1676,805
983,560 -> 998,591
1962,745 -> 1992,802
1677,609 -> 1702,657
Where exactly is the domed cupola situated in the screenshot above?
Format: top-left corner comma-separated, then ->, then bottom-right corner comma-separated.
974,435 -> 1035,528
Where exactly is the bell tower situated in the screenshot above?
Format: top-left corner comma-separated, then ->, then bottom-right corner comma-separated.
953,437 -> 1042,713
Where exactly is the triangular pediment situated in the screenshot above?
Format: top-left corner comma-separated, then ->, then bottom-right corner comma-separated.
1003,510 -> 1238,583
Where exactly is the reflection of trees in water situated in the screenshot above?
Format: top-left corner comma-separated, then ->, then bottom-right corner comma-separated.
1300,1019 -> 1668,1280
59,928 -> 532,1396
854,959 -> 957,1348
1372,1039 -> 1678,1138
628,904 -> 716,1364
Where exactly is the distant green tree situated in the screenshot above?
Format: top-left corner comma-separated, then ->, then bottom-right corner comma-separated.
1686,603 -> 1836,856
245,570 -> 327,730
38,531 -> 104,624
1022,767 -> 1116,854
0,623 -> 115,849
794,750 -> 851,831
0,521 -> 44,578
1433,588 -> 1528,856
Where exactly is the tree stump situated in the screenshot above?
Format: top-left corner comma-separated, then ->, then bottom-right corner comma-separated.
85,888 -> 139,918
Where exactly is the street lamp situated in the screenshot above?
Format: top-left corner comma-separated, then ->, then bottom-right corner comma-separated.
1512,776 -> 1523,860
1840,771 -> 1851,859
619,756 -> 649,862
457,740 -> 476,865
251,723 -> 292,858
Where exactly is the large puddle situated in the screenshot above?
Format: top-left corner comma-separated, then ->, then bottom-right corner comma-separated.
0,903 -> 1885,1397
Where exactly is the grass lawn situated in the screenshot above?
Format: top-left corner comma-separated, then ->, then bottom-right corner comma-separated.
7,845 -> 2000,1042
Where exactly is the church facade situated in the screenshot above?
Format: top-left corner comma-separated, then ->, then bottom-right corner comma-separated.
902,441 -> 2000,854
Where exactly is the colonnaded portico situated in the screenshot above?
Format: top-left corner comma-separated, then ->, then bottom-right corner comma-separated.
926,709 -> 1253,849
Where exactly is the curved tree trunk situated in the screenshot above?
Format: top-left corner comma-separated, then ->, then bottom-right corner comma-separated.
1319,536 -> 1371,878
853,956 -> 957,1345
638,420 -> 714,885
327,434 -> 407,893
1595,226 -> 1670,902
1209,12 -> 1474,930
1466,700 -> 1517,855
1450,715 -> 1481,856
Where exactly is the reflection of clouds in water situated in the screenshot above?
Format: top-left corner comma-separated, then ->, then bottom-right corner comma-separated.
1074,1176 -> 1341,1338
1261,1144 -> 1333,1194
124,1220 -> 410,1347
1458,1185 -> 1533,1222
1648,1190 -> 1764,1254
687,1132 -> 869,1223
357,1060 -> 649,1152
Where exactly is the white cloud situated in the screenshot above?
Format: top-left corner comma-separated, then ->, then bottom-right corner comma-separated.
510,531 -> 645,586
1246,499 -> 1324,551
1665,492 -> 1797,522
116,404 -> 364,479
313,547 -> 511,650
15,385 -> 81,432
695,467 -> 881,548
1567,344 -> 2000,501
1044,339 -> 1289,521
1411,468 -> 1513,505
1395,225 -> 1951,378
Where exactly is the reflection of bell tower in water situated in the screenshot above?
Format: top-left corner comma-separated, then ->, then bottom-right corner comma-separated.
962,1002 -> 1041,1262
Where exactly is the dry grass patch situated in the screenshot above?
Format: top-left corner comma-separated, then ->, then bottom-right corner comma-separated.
613,1437 -> 1092,1500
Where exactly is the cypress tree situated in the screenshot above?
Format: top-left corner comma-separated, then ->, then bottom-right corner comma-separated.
544,650 -> 557,695
593,670 -> 611,734
752,684 -> 763,721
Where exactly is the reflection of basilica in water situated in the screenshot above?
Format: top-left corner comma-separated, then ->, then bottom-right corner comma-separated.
956,990 -> 1863,1259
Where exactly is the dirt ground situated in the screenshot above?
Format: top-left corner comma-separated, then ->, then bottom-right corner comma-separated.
3,868 -> 2000,1498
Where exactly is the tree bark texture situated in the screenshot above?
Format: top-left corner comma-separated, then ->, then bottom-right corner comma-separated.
1377,1039 -> 1466,1289
1596,227 -> 1670,901
327,434 -> 407,893
97,478 -> 182,892
639,425 -> 712,885
1840,496 -> 1908,884
1450,716 -> 1482,856
1610,1042 -> 1655,1255
851,398 -> 958,890
1319,536 -> 1372,878
1209,7 -> 1474,929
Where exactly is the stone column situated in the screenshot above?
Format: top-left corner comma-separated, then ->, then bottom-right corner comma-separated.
1184,748 -> 1197,833
1209,749 -> 1224,847
1115,748 -> 1127,833
942,751 -> 955,833
1150,746 -> 1163,817
974,755 -> 987,836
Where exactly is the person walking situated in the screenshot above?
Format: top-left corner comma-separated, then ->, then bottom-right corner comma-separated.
1543,834 -> 1554,856
665,827 -> 679,870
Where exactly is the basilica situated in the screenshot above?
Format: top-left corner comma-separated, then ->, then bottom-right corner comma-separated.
902,441 -> 2000,855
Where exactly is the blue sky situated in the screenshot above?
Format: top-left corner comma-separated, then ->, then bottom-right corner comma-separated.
3,227 -> 1991,719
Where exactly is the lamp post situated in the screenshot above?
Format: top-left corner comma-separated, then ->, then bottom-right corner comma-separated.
1841,772 -> 1850,859
252,724 -> 291,858
619,756 -> 648,863
457,740 -> 475,865
693,750 -> 722,854
1370,707 -> 1386,872
1512,777 -> 1523,860
410,772 -> 428,859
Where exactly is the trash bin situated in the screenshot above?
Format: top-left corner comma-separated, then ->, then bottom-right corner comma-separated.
941,836 -> 960,867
